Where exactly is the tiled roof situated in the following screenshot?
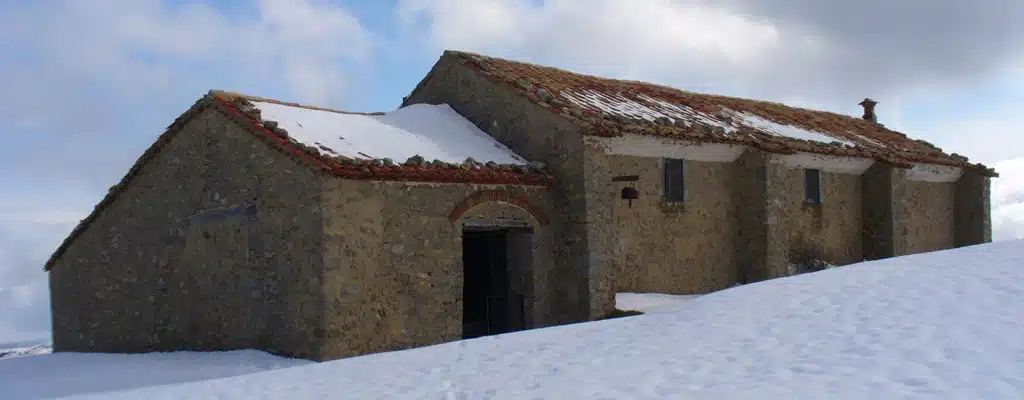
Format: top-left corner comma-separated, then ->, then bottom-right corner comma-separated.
44,91 -> 554,270
444,50 -> 996,176
213,91 -> 554,185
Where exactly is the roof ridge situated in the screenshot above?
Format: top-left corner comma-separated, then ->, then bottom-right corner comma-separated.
208,89 -> 386,116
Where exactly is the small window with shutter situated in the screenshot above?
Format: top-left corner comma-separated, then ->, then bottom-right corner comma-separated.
805,169 -> 823,204
663,158 -> 686,202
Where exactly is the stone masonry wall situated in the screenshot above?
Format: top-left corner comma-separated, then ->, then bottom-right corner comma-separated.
579,143 -> 622,317
610,155 -> 739,294
955,170 -> 993,246
403,56 -> 597,322
736,151 -> 866,281
861,164 -> 900,260
761,159 -> 796,279
319,180 -> 554,360
903,180 -> 956,254
777,169 -> 864,267
733,151 -> 770,283
605,149 -> 864,290
731,151 -> 796,281
48,108 -> 328,360
401,53 -> 985,319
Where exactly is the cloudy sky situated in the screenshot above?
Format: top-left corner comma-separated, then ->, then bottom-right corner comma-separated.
1,0 -> 1022,344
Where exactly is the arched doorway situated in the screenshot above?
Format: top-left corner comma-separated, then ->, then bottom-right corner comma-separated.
449,190 -> 549,339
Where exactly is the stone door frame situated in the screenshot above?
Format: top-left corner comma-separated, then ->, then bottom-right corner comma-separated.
448,189 -> 550,332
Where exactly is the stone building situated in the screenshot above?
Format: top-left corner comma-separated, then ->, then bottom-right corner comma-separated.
46,50 -> 996,361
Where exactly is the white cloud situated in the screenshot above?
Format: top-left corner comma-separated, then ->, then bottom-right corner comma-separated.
898,62 -> 1024,166
945,108 -> 1024,165
992,158 -> 1024,241
393,0 -> 1024,121
0,0 -> 373,113
246,0 -> 374,104
0,209 -> 85,228
0,197 -> 86,344
396,0 -> 783,79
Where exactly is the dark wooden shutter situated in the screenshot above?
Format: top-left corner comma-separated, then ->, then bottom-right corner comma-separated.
663,158 -> 686,202
804,169 -> 822,204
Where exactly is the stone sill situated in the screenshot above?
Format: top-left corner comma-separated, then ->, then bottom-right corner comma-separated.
659,200 -> 687,213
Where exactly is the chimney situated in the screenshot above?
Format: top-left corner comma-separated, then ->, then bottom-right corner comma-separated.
858,98 -> 878,123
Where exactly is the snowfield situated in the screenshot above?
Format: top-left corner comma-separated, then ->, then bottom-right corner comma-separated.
1,349 -> 310,399
0,344 -> 51,359
4,240 -> 1023,399
614,292 -> 701,313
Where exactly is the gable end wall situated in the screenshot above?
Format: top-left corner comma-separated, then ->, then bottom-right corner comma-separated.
47,108 -> 328,359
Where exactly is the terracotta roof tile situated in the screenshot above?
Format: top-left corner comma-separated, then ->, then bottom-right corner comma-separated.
445,50 -> 996,176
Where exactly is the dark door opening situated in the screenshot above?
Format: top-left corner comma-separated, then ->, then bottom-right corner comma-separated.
462,227 -> 529,339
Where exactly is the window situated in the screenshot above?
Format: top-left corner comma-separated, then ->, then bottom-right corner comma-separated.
804,169 -> 823,204
663,158 -> 686,202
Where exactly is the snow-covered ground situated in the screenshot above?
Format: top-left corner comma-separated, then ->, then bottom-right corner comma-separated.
0,349 -> 310,399
13,240 -> 1008,399
4,240 -> 1022,399
0,344 -> 51,360
615,292 -> 701,313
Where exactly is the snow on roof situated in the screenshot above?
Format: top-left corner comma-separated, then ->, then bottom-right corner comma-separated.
560,88 -> 858,146
728,110 -> 855,146
253,101 -> 528,165
50,240 -> 1024,399
561,89 -> 736,133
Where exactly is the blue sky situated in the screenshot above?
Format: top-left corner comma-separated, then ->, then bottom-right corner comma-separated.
1,0 -> 1023,343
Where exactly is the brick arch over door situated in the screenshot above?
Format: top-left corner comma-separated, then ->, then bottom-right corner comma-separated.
448,189 -> 550,226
